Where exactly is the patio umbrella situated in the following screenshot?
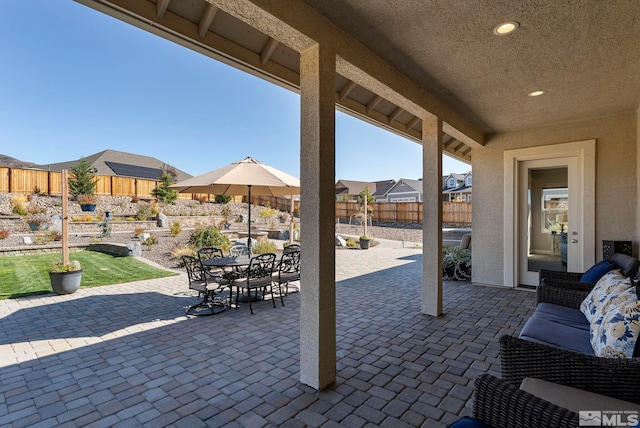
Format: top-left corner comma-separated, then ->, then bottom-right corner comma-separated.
169,157 -> 300,252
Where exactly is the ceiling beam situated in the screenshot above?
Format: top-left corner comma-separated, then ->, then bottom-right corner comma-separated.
405,115 -> 420,131
366,95 -> 382,113
198,3 -> 219,38
260,37 -> 279,65
339,80 -> 357,101
156,0 -> 170,19
388,107 -> 403,124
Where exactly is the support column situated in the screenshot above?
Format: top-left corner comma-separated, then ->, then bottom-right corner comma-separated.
422,116 -> 443,316
299,43 -> 336,390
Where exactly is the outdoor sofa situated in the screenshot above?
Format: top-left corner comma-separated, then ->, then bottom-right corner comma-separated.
501,253 -> 640,404
448,254 -> 640,427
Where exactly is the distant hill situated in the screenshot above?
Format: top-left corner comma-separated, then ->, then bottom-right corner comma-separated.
0,155 -> 40,169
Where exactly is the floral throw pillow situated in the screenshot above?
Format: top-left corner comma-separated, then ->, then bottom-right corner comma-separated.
591,287 -> 640,358
580,270 -> 634,324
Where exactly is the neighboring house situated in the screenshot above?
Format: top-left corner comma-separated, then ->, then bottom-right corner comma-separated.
39,149 -> 192,182
335,179 -> 395,202
383,178 -> 424,202
442,171 -> 472,202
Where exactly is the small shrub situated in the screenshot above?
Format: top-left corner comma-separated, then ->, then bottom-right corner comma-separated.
345,238 -> 357,247
170,221 -> 182,237
252,240 -> 278,255
0,229 -> 10,239
26,205 -> 45,215
143,234 -> 158,249
170,243 -> 196,265
215,195 -> 232,204
195,195 -> 208,204
10,195 -> 27,216
136,203 -> 153,221
188,225 -> 232,252
49,260 -> 81,273
130,195 -> 139,203
133,227 -> 145,237
76,194 -> 97,205
33,232 -> 54,245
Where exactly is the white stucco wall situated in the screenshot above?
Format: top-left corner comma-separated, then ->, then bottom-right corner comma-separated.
472,111 -> 638,286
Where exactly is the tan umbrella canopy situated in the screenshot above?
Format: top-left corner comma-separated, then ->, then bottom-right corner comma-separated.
170,157 -> 300,251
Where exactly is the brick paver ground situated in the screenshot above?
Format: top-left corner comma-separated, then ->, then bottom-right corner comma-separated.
0,239 -> 536,427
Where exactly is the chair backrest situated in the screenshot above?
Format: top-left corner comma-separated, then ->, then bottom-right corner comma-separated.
197,247 -> 223,261
283,244 -> 301,254
230,244 -> 250,257
278,250 -> 300,275
182,255 -> 208,284
246,253 -> 276,279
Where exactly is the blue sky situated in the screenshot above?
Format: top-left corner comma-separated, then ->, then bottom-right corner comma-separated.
0,1 -> 469,181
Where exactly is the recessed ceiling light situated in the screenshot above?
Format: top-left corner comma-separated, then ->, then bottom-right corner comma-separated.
493,21 -> 519,35
528,90 -> 545,97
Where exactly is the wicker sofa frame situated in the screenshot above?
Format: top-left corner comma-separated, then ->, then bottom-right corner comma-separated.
471,373 -> 577,428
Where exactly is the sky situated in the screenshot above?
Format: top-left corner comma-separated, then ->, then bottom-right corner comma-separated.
0,1 -> 470,182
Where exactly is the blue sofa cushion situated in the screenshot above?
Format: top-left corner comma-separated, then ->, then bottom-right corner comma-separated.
581,259 -> 615,282
448,416 -> 492,428
519,303 -> 594,356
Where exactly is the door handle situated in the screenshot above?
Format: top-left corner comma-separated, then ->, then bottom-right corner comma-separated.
572,239 -> 578,243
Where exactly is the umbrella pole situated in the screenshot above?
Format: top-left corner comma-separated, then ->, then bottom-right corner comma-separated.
247,185 -> 252,255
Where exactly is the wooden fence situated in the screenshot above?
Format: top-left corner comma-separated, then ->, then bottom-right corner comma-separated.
336,201 -> 471,226
0,167 -> 193,199
0,167 -> 471,225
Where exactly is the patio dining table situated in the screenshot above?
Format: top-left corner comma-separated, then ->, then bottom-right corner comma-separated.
201,256 -> 272,303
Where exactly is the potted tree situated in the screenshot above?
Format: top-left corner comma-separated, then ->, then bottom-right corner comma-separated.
48,260 -> 82,295
68,159 -> 98,211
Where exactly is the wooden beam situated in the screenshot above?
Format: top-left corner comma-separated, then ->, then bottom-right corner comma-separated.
260,37 -> 279,65
366,95 -> 382,113
156,0 -> 170,19
406,115 -> 420,131
199,3 -> 219,38
388,106 -> 403,123
339,80 -> 357,101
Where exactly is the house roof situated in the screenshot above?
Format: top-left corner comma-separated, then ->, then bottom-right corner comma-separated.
39,149 -> 192,182
386,178 -> 424,195
335,179 -> 395,197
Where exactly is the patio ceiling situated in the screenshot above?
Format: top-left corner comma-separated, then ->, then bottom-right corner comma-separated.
76,0 -> 640,164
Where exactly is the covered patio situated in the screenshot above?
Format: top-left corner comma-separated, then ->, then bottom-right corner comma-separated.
69,0 -> 640,390
0,240 -> 535,427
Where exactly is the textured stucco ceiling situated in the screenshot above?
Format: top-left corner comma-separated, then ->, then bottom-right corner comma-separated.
301,0 -> 640,133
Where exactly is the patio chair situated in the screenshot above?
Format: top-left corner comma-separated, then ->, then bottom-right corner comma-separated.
182,255 -> 229,316
197,247 -> 225,279
230,253 -> 276,314
229,244 -> 250,257
273,249 -> 300,296
283,243 -> 300,254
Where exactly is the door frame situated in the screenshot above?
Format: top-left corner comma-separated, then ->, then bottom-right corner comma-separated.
503,140 -> 596,288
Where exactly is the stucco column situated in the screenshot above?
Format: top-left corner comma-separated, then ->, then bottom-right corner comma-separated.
299,43 -> 336,390
422,116 -> 443,316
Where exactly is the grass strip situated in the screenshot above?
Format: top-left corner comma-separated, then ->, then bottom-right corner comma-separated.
0,251 -> 177,299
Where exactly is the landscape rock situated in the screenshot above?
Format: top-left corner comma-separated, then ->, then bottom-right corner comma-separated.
157,212 -> 169,227
127,242 -> 142,257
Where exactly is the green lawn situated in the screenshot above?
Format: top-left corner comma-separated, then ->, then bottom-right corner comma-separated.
0,251 -> 178,299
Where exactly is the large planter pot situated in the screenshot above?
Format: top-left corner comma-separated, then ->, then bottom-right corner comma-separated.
80,204 -> 96,212
359,238 -> 372,249
49,270 -> 83,295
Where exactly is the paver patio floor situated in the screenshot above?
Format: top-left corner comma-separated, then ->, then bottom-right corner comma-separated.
0,239 -> 535,427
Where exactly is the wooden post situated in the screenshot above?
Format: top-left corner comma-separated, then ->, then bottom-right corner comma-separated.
363,194 -> 368,237
290,195 -> 295,243
61,169 -> 69,265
